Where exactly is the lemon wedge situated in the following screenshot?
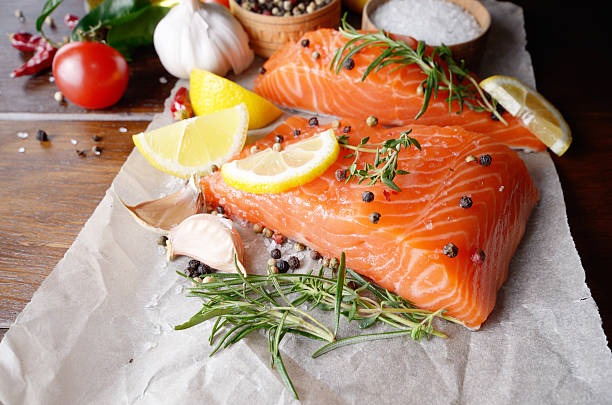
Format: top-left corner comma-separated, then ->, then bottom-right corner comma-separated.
479,75 -> 571,155
133,104 -> 248,178
190,68 -> 282,130
221,129 -> 339,194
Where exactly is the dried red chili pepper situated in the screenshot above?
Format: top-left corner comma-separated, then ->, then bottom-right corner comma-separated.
170,87 -> 194,121
11,35 -> 58,77
64,14 -> 79,30
9,32 -> 40,52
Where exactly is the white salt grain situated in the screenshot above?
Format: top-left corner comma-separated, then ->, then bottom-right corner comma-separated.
18,147 -> 25,153
17,132 -> 29,139
158,76 -> 168,84
119,127 -> 127,133
371,0 -> 482,46
70,139 -> 78,145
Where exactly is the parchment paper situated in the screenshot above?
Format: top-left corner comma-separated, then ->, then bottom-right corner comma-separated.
1,1 -> 611,404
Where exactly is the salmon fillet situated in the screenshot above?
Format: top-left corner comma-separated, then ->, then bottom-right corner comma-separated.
201,117 -> 538,328
254,29 -> 546,152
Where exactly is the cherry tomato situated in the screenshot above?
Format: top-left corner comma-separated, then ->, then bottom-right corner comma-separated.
205,0 -> 230,7
52,41 -> 129,109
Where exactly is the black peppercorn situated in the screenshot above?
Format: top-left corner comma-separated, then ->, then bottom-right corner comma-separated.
335,169 -> 347,181
308,117 -> 319,126
310,250 -> 321,260
185,267 -> 194,278
459,196 -> 473,209
471,248 -> 486,264
274,134 -> 284,143
92,135 -> 102,142
35,129 -> 48,141
347,281 -> 359,290
362,191 -> 374,203
188,259 -> 200,269
369,212 -> 381,224
287,256 -> 300,269
216,205 -> 225,214
259,66 -> 266,75
197,263 -> 211,275
443,243 -> 459,258
342,125 -> 351,133
276,259 -> 289,273
343,57 -> 355,70
293,129 -> 301,137
301,38 -> 310,48
491,103 -> 506,120
270,248 -> 281,259
479,154 -> 492,166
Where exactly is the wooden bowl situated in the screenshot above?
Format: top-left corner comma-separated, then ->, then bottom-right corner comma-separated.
362,0 -> 491,68
229,0 -> 341,58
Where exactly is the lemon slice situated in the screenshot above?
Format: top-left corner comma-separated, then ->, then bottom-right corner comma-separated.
190,68 -> 282,130
479,75 -> 571,155
222,129 -> 339,194
133,104 -> 248,178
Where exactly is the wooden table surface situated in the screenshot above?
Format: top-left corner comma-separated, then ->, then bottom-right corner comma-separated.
0,0 -> 610,346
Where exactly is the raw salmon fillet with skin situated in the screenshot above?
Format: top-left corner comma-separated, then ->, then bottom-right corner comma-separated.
254,29 -> 546,152
202,117 -> 539,328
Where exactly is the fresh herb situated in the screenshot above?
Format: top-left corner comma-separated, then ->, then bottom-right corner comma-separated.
176,253 -> 461,400
337,130 -> 421,192
330,15 -> 507,124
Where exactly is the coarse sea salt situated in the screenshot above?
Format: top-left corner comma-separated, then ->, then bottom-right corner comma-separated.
371,0 -> 482,46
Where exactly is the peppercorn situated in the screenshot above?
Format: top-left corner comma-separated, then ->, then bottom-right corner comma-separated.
335,169 -> 347,181
287,256 -> 300,269
185,267 -> 194,278
491,103 -> 506,120
92,146 -> 102,156
210,164 -> 219,172
362,191 -> 374,203
276,259 -> 289,273
35,129 -> 48,141
343,57 -> 355,70
197,263 -> 211,275
366,115 -> 378,127
308,117 -> 319,126
459,196 -> 473,209
329,257 -> 339,271
253,223 -> 263,233
471,248 -> 486,264
465,155 -> 477,163
272,232 -> 285,245
76,150 -> 86,157
479,154 -> 492,166
312,51 -> 320,60
293,129 -> 301,137
267,258 -> 277,267
347,281 -> 359,290
274,134 -> 284,143
193,276 -> 203,283
294,242 -> 305,252
262,227 -> 273,238
216,205 -> 225,214
369,212 -> 381,224
259,66 -> 266,75
443,243 -> 459,258
310,250 -> 321,260
92,135 -> 102,142
250,145 -> 259,154
301,38 -> 310,48
322,257 -> 330,267
342,125 -> 351,133
203,276 -> 215,283
271,248 -> 281,259
157,235 -> 168,246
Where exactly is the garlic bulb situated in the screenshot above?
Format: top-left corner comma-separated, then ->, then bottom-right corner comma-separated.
153,0 -> 254,79
167,213 -> 247,274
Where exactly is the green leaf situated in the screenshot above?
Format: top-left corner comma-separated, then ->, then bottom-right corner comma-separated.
106,6 -> 170,58
381,176 -> 401,192
333,253 -> 346,335
71,0 -> 150,40
359,315 -> 379,329
274,354 -> 299,400
36,0 -> 64,34
312,330 -> 413,358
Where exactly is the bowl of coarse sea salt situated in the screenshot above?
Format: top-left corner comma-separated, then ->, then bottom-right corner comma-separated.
362,0 -> 491,67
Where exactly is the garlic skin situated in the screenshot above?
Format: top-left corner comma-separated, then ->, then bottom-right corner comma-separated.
153,0 -> 254,79
168,213 -> 246,274
120,175 -> 203,232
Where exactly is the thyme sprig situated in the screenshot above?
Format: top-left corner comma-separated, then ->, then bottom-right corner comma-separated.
330,15 -> 506,124
337,130 -> 421,192
176,254 -> 462,399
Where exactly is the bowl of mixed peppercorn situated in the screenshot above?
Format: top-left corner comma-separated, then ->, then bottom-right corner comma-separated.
229,0 -> 341,57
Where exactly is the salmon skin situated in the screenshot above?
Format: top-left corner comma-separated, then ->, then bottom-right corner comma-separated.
254,29 -> 546,152
201,117 -> 538,329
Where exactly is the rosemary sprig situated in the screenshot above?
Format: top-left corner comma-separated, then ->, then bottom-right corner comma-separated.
337,129 -> 421,191
330,15 -> 506,124
176,253 -> 462,399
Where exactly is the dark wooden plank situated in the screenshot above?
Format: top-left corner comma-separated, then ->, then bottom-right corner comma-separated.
0,120 -> 149,326
0,0 -> 176,114
515,1 -> 612,338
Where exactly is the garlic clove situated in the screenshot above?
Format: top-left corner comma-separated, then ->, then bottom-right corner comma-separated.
120,175 -> 203,232
168,213 -> 247,274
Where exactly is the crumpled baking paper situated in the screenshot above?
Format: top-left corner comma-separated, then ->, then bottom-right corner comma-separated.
1,1 -> 611,404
